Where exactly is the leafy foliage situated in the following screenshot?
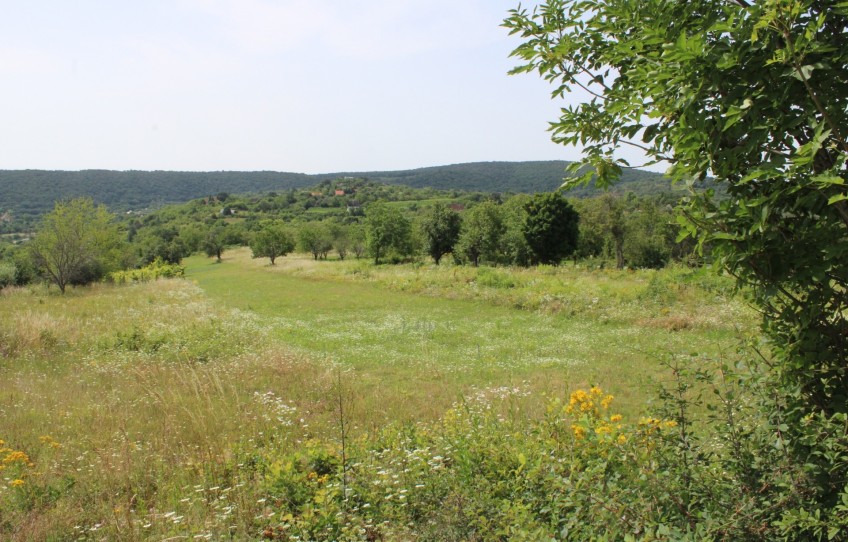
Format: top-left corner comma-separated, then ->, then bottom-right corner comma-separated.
298,222 -> 333,261
455,201 -> 505,267
420,202 -> 462,264
203,222 -> 238,262
521,192 -> 579,264
365,202 -> 414,264
250,223 -> 295,265
505,0 -> 848,535
27,198 -> 125,293
109,258 -> 184,284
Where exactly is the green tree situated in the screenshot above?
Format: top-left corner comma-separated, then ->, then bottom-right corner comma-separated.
0,262 -> 15,290
203,222 -> 235,262
522,192 -> 579,265
420,203 -> 462,265
298,222 -> 333,260
328,223 -> 350,260
28,198 -> 125,293
498,196 -> 532,266
250,223 -> 295,265
455,201 -> 504,267
623,200 -> 676,269
132,226 -> 188,266
506,0 -> 848,534
349,224 -> 367,259
179,222 -> 206,255
365,202 -> 413,264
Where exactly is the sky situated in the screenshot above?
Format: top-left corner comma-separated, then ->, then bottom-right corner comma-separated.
0,1 -> 651,174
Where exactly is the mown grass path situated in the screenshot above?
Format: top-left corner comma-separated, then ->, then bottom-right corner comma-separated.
185,250 -> 739,416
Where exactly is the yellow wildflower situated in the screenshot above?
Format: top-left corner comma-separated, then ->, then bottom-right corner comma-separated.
617,434 -> 627,445
3,451 -> 29,464
566,389 -> 589,414
663,420 -> 678,429
39,436 -> 61,449
9,479 -> 25,487
571,425 -> 586,440
601,395 -> 614,409
610,414 -> 623,423
590,386 -> 602,397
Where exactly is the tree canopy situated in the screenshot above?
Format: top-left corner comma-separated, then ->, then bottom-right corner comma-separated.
250,223 -> 295,265
365,202 -> 414,264
28,198 -> 124,293
522,192 -> 579,265
506,0 -> 848,536
420,203 -> 462,265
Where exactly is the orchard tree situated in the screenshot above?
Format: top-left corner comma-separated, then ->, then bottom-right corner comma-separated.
456,201 -> 504,267
349,224 -> 367,259
133,226 -> 188,265
500,194 -> 534,266
420,203 -> 462,264
575,194 -> 627,268
203,222 -> 235,262
365,202 -> 413,264
328,223 -> 350,260
298,222 -> 333,260
522,192 -> 579,265
623,199 -> 677,269
506,0 -> 848,535
250,223 -> 295,265
28,198 -> 125,293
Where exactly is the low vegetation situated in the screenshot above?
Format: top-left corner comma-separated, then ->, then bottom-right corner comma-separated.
2,0 -> 846,536
0,252 -> 754,539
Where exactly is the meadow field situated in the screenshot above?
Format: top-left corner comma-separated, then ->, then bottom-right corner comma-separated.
0,250 -> 755,540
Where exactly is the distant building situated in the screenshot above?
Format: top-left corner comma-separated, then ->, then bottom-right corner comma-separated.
334,189 -> 346,196
449,203 -> 466,212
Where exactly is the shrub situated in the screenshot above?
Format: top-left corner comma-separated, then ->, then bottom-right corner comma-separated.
0,262 -> 15,290
109,258 -> 185,284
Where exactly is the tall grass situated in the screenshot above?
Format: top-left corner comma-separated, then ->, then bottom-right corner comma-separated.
0,253 -> 756,539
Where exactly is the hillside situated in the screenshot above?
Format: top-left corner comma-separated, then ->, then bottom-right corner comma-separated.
0,161 -> 669,231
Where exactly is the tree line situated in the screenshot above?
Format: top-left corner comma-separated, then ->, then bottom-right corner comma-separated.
0,182 -> 694,293
0,162 -> 678,233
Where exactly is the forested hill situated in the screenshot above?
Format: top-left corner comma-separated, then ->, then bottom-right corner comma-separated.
0,161 -> 669,230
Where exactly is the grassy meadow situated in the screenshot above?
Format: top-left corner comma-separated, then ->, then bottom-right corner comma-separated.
0,250 -> 755,540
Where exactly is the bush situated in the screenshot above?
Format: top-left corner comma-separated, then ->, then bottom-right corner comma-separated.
475,267 -> 515,289
0,262 -> 15,289
109,258 -> 185,284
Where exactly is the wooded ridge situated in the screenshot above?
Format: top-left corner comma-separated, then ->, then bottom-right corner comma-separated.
0,161 -> 671,230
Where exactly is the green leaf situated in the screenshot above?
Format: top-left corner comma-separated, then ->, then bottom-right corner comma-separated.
827,193 -> 848,205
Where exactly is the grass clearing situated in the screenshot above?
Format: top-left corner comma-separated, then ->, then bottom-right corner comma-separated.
185,249 -> 751,419
0,250 -> 755,539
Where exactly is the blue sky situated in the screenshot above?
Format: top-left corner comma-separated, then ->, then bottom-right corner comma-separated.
0,1 -> 649,173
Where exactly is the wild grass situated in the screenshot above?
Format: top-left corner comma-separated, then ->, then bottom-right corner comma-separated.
0,251 -> 756,539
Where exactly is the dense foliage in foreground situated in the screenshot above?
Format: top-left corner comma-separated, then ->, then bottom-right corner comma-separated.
506,0 -> 848,537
